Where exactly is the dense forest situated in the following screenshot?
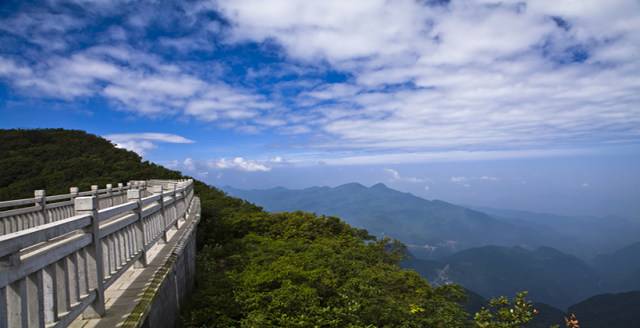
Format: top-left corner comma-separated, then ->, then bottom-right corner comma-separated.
1,129 -> 549,327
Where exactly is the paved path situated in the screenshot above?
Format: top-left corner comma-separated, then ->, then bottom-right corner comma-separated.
70,222 -> 183,328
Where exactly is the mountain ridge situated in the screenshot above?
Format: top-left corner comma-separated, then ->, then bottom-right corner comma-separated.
223,182 -> 541,259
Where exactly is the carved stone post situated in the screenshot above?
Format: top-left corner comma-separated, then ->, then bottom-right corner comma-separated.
150,185 -> 168,243
91,185 -> 99,210
117,183 -> 124,204
74,196 -> 105,318
34,190 -> 48,225
70,187 -> 79,200
172,184 -> 179,229
106,184 -> 113,207
127,189 -> 147,268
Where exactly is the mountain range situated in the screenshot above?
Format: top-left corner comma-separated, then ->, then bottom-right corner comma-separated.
223,183 -> 640,260
224,183 -> 640,310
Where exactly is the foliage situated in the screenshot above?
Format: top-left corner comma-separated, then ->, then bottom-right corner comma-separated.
474,292 -> 537,328
182,211 -> 471,327
0,129 -> 182,200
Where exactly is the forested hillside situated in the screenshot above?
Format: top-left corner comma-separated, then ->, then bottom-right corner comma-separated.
2,129 -> 542,327
223,183 -> 541,258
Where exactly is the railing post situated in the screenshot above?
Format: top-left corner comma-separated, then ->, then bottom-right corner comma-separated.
127,189 -> 147,268
91,185 -> 99,210
151,185 -> 168,243
172,184 -> 179,229
106,184 -> 113,207
35,190 -> 48,225
74,196 -> 105,318
70,187 -> 79,200
117,183 -> 124,204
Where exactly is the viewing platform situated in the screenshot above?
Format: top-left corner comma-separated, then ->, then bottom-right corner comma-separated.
0,179 -> 201,328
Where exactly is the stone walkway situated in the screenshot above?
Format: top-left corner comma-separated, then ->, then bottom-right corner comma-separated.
70,222 -> 183,328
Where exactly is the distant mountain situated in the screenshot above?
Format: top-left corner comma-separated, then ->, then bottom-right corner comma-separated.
404,245 -> 603,309
529,303 -> 565,328
592,241 -> 640,292
223,183 -> 542,258
471,205 -> 640,259
568,291 -> 640,328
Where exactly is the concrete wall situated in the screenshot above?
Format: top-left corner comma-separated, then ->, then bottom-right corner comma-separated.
141,222 -> 198,328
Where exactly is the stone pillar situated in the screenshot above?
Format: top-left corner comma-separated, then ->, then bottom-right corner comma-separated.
128,189 -> 147,268
74,196 -> 105,318
70,187 -> 79,199
91,185 -> 99,210
106,184 -> 113,207
151,185 -> 168,243
34,190 -> 48,225
172,184 -> 180,229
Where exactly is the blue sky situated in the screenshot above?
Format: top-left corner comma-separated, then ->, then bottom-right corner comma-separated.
1,0 -> 639,218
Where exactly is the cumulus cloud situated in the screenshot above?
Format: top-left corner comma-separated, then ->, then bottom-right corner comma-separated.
210,157 -> 271,172
183,157 -> 196,171
214,0 -> 640,154
384,168 -> 425,183
105,133 -> 194,155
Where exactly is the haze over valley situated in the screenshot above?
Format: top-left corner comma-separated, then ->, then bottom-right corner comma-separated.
225,183 -> 640,310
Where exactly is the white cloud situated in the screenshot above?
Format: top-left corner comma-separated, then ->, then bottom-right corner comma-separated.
183,157 -> 196,171
450,176 -> 467,184
0,45 -> 276,124
384,168 -> 425,183
581,182 -> 590,188
210,157 -> 271,172
214,0 -> 640,155
450,175 -> 500,187
105,133 -> 194,155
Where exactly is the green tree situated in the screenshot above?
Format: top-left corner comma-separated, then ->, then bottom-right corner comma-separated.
474,292 -> 545,328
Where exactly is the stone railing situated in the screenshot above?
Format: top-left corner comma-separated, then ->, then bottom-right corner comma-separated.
0,179 -> 195,328
0,182 -> 155,236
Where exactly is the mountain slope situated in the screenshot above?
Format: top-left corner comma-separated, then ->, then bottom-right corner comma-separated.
0,128 -> 183,200
224,184 -> 541,257
568,291 -> 640,328
592,241 -> 640,292
472,205 -> 640,260
405,245 -> 604,309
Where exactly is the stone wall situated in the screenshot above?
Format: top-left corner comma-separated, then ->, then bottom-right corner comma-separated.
123,199 -> 200,328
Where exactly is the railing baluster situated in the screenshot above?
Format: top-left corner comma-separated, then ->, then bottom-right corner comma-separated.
66,255 -> 79,307
27,272 -> 43,327
54,260 -> 68,316
77,250 -> 87,297
74,196 -> 105,319
128,189 -> 147,268
42,264 -> 58,324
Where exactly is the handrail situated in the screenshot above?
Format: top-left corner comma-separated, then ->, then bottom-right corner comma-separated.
0,178 -> 196,328
0,181 -> 159,236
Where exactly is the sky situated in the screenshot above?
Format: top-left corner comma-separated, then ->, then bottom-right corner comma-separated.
1,0 -> 639,218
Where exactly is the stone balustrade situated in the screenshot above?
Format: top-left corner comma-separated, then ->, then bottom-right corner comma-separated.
0,182 -> 148,236
0,179 -> 196,328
